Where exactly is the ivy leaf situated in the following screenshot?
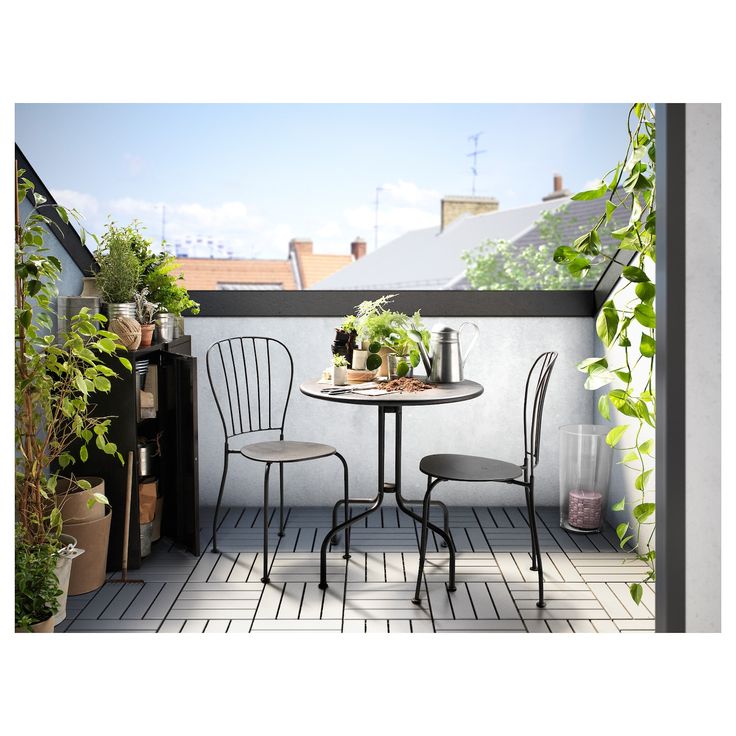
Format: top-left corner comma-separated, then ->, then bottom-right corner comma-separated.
605,199 -> 617,223
622,266 -> 649,283
596,301 -> 619,347
612,497 -> 626,512
568,255 -> 591,278
639,439 -> 654,456
614,370 -> 631,383
553,245 -> 577,264
619,450 -> 639,464
633,501 -> 655,522
572,182 -> 607,200
606,425 -> 628,447
577,357 -> 608,372
584,366 -> 615,390
629,583 -> 643,605
80,445 -> 88,462
634,303 -> 656,328
118,356 -> 132,372
640,334 -> 656,357
634,470 -> 654,492
635,281 -> 656,303
597,394 -> 610,421
616,522 -> 629,541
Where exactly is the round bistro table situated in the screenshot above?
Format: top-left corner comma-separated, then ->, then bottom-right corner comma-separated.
299,379 -> 484,590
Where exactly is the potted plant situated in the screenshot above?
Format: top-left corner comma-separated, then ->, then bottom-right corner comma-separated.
383,313 -> 429,379
94,222 -> 142,319
15,529 -> 62,632
15,168 -> 130,631
134,287 -> 160,347
332,354 -> 349,386
145,253 -> 200,339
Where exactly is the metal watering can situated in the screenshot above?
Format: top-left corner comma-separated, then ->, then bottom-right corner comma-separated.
417,322 -> 480,383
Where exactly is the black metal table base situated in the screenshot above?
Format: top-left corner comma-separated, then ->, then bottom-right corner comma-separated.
319,406 -> 457,592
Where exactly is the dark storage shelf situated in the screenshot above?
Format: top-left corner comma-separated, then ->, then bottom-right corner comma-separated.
80,336 -> 200,570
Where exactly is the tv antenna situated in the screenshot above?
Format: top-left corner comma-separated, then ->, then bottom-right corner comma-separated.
466,132 -> 487,195
373,186 -> 383,251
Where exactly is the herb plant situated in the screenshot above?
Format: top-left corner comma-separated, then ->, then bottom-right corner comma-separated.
145,256 -> 200,316
15,529 -> 63,630
94,222 -> 142,303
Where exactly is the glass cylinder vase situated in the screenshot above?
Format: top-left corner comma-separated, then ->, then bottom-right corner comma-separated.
559,424 -> 613,533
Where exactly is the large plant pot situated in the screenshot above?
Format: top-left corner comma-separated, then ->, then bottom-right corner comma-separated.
15,616 -> 55,633
53,533 -> 83,626
376,347 -> 391,378
64,506 -> 112,596
58,477 -> 105,524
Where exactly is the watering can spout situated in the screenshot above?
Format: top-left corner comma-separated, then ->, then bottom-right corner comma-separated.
417,341 -> 432,376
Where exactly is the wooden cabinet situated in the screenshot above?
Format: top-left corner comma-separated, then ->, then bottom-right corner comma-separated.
81,336 -> 200,570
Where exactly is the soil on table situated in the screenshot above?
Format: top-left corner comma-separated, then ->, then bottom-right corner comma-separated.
384,377 -> 433,393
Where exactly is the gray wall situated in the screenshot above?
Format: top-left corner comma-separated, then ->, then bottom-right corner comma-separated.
684,103 -> 721,632
187,316 -> 595,508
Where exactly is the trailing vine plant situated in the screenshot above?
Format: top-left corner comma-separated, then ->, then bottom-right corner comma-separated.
553,103 -> 656,604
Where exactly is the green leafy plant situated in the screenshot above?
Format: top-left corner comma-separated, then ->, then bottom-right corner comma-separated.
332,354 -> 348,368
94,222 -> 142,303
553,103 -> 656,604
340,314 -> 357,333
16,170 -> 130,551
145,256 -> 200,316
15,528 -> 63,630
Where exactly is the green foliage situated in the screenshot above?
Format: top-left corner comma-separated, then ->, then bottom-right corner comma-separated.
145,256 -> 200,316
134,287 -> 160,325
561,104 -> 657,604
15,528 -> 62,630
15,171 -> 130,550
332,354 -> 348,367
94,222 -> 142,303
462,206 -> 613,290
346,295 -> 428,372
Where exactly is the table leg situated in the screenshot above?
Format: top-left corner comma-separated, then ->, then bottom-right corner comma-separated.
318,404 -> 389,589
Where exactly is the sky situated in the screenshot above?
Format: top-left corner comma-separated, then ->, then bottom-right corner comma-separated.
15,103 -> 632,259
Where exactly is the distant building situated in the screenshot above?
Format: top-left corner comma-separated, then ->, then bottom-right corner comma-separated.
312,176 -> 620,290
173,237 -> 365,290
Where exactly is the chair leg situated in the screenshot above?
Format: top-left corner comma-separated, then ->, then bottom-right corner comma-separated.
261,463 -> 272,583
436,499 -> 450,548
333,452 -> 351,559
212,449 -> 229,554
528,478 -> 545,608
412,477 -> 439,605
525,486 -> 540,571
278,462 -> 285,537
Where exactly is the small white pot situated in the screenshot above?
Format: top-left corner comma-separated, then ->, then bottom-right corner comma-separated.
333,366 -> 348,386
351,350 -> 368,370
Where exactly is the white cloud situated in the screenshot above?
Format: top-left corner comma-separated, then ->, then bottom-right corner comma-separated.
124,153 -> 145,176
382,179 -> 440,207
50,189 -> 100,219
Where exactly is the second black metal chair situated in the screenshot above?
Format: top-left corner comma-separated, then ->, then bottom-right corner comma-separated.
206,337 -> 349,583
411,352 -> 557,608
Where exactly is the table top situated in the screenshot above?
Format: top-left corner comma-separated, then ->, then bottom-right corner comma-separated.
299,378 -> 484,407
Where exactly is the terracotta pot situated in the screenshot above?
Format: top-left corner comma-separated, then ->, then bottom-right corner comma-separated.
58,477 -> 105,524
139,323 -> 155,347
64,506 -> 112,595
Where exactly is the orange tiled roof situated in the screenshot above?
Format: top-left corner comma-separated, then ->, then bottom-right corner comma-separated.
297,254 -> 353,289
172,258 -> 297,290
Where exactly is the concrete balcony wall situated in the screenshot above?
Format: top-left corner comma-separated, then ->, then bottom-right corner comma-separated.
187,315 -> 595,508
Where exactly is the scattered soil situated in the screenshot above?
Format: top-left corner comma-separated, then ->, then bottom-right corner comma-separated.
384,377 -> 432,393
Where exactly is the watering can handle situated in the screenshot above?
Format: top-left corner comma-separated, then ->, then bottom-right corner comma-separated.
458,322 -> 480,369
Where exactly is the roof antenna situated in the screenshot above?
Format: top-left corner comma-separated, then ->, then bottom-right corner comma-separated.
466,132 -> 487,195
373,186 -> 383,251
161,204 -> 167,251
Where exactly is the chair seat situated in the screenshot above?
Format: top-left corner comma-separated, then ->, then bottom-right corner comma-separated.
420,453 -> 523,483
240,440 -> 336,463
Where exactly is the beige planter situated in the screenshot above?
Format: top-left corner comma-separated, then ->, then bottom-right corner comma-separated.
64,506 -> 112,596
376,347 -> 391,378
58,477 -> 105,524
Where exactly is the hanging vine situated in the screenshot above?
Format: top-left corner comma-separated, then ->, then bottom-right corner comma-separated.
554,103 -> 656,604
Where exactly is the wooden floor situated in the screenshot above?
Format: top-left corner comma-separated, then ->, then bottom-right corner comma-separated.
58,505 -> 655,633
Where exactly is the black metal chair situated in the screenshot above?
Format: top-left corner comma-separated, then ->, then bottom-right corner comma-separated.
412,352 -> 557,608
206,337 -> 349,583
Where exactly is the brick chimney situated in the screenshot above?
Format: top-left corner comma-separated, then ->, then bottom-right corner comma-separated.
542,174 -> 572,201
289,237 -> 313,257
441,195 -> 499,230
350,237 -> 367,260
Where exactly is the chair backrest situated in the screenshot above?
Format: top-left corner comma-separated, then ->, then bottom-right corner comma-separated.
206,337 -> 294,442
522,351 -> 558,470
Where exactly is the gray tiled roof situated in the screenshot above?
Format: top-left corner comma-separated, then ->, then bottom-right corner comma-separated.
312,195 -> 624,290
